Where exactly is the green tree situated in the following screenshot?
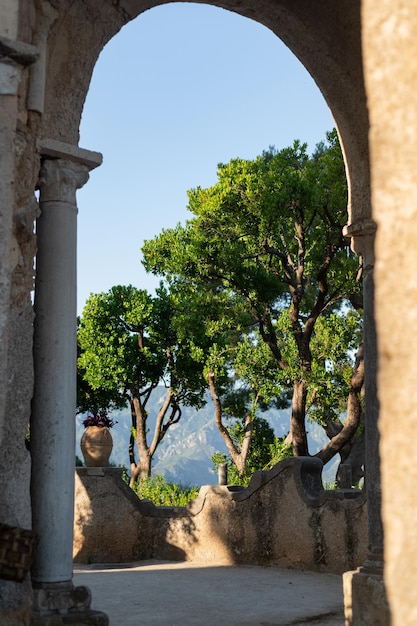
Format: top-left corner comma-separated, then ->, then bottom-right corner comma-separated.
212,416 -> 292,487
77,284 -> 208,483
142,130 -> 363,465
205,329 -> 290,479
207,309 -> 362,484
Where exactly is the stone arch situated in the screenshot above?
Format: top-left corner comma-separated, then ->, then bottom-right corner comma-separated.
15,1 -> 381,623
40,0 -> 369,229
10,3 -> 417,626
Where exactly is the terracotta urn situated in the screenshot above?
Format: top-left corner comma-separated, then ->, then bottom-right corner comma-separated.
80,426 -> 113,467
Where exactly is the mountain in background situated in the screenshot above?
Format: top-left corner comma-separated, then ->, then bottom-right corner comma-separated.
76,387 -> 338,486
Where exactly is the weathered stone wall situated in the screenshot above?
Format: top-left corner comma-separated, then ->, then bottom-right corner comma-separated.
0,4 -> 40,622
74,458 -> 367,575
362,2 -> 417,625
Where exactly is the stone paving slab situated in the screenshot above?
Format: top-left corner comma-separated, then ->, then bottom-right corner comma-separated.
73,560 -> 345,626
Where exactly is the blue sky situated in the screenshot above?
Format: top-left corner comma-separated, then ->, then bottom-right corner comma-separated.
77,3 -> 334,315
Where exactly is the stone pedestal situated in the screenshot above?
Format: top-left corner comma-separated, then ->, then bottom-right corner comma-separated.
344,565 -> 389,626
32,581 -> 109,625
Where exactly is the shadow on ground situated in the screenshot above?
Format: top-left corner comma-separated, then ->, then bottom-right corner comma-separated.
73,560 -> 345,625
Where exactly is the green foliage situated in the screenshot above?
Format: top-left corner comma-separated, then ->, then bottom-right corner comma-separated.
267,436 -> 293,468
143,130 -> 360,321
78,284 -> 214,410
308,309 -> 363,425
323,480 -> 338,490
211,416 -> 293,486
77,283 -> 213,481
323,478 -> 364,491
206,330 -> 290,411
129,474 -> 199,506
142,129 -> 363,461
78,286 -> 164,397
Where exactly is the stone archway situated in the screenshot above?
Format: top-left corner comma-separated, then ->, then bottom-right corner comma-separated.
1,2 -> 381,624
42,1 -> 370,225
36,0 -> 377,620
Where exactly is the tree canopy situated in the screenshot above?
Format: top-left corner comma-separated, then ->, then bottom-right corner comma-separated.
142,130 -> 363,469
77,284 -> 210,482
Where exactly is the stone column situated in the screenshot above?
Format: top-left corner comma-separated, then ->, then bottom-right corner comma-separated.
27,0 -> 58,114
30,140 -> 106,623
31,157 -> 88,582
343,220 -> 389,625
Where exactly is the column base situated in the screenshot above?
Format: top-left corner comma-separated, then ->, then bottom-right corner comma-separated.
343,563 -> 390,625
32,612 -> 108,626
31,581 -> 108,625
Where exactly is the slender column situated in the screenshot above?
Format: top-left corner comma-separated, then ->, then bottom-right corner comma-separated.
30,142 -> 106,624
31,158 -> 89,583
27,0 -> 58,114
355,229 -> 383,571
343,220 -> 389,625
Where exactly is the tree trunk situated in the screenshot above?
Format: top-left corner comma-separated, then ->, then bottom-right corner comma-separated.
208,371 -> 253,477
226,412 -> 253,477
315,345 -> 364,467
288,379 -> 309,456
128,387 -> 181,486
336,430 -> 365,487
321,416 -> 365,487
129,392 -> 153,486
130,453 -> 152,486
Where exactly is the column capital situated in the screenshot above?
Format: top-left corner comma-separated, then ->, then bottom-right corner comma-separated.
37,139 -> 102,203
38,138 -> 103,171
37,159 -> 89,205
344,218 -> 377,270
343,218 -> 377,238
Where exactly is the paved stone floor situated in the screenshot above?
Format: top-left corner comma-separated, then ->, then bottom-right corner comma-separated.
73,560 -> 346,625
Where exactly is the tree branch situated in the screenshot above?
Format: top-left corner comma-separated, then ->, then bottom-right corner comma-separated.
149,388 -> 173,455
208,371 -> 247,474
315,345 -> 364,464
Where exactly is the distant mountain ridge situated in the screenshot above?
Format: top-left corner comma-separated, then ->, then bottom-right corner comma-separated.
76,387 -> 338,486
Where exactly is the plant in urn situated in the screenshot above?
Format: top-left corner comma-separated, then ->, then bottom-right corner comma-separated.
80,409 -> 117,467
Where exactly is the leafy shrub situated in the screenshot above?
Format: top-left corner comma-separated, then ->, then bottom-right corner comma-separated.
212,416 -> 292,487
127,473 -> 199,506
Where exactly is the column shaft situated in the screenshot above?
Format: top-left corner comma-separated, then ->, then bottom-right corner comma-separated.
343,225 -> 388,625
30,147 -> 105,621
362,265 -> 383,566
31,159 -> 86,583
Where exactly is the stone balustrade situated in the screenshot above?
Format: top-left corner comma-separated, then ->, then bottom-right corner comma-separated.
74,457 -> 367,575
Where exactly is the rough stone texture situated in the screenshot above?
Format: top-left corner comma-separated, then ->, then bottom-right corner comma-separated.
362,2 -> 417,625
0,303 -> 33,528
343,568 -> 390,626
0,17 -> 39,624
73,459 -> 367,574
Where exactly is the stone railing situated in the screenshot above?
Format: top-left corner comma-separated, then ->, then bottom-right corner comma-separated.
74,457 -> 367,574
